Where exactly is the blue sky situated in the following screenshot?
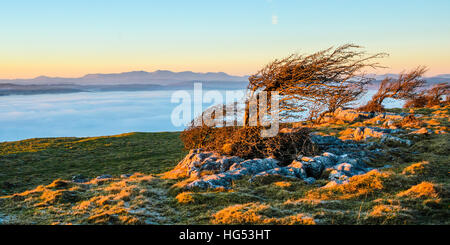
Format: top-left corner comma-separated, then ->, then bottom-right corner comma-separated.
1,0 -> 449,78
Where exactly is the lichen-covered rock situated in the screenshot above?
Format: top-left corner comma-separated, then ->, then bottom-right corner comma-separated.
229,158 -> 279,174
289,151 -> 341,179
186,173 -> 233,189
304,177 -> 316,184
380,135 -> 412,146
250,167 -> 306,182
96,175 -> 113,180
410,127 -> 432,134
313,155 -> 336,168
162,149 -> 244,179
352,127 -> 384,140
329,107 -> 374,123
301,160 -> 325,179
383,113 -> 404,121
186,158 -> 280,189
434,130 -> 447,134
383,120 -> 396,128
72,174 -> 88,183
311,135 -> 344,147
339,126 -> 406,143
289,149 -> 373,181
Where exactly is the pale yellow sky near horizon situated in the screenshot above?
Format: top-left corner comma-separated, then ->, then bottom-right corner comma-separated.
1,52 -> 449,79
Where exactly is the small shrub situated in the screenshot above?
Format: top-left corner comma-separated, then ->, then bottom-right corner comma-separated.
359,67 -> 427,112
404,95 -> 428,108
358,102 -> 385,113
399,115 -> 422,128
404,82 -> 450,108
180,126 -> 317,164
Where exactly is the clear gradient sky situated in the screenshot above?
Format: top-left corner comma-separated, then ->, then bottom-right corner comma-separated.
1,0 -> 449,79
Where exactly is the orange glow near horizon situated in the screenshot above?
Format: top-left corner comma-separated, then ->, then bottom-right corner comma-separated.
1,56 -> 449,80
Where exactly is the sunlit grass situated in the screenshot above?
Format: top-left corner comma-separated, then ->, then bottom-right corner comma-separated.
0,132 -> 187,195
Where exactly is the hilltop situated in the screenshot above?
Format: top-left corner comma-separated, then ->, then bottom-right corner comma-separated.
0,106 -> 448,225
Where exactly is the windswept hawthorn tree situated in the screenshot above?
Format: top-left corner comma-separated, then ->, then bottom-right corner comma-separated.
243,44 -> 387,123
181,44 -> 387,163
359,67 -> 427,112
404,82 -> 450,108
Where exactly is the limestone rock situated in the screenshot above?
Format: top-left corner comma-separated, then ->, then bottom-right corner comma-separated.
72,174 -> 88,183
383,114 -> 404,121
163,149 -> 244,179
96,174 -> 112,180
380,135 -> 412,146
340,127 -> 387,141
169,133 -> 406,190
250,166 -> 306,182
332,107 -> 373,123
410,127 -> 432,135
304,177 -> 316,184
185,157 -> 280,189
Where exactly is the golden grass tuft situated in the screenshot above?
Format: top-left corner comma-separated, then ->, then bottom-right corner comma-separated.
74,200 -> 93,210
86,206 -> 133,224
175,192 -> 195,204
75,132 -> 136,143
69,173 -> 165,224
369,204 -> 401,217
350,122 -> 365,127
170,176 -> 198,189
46,179 -> 70,189
273,181 -> 292,188
306,170 -> 390,200
264,213 -> 316,225
128,173 -> 154,183
402,161 -> 429,175
425,119 -> 441,126
338,128 -> 356,140
161,167 -> 189,180
37,189 -> 76,206
212,202 -> 315,225
364,204 -> 414,224
211,203 -> 269,224
397,182 -> 439,199
3,181 -> 79,207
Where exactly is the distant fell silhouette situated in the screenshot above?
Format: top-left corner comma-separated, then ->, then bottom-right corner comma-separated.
0,70 -> 249,85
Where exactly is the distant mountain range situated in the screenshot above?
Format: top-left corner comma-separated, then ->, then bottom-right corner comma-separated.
366,73 -> 449,89
0,70 -> 250,96
0,70 -> 249,85
0,70 -> 448,96
370,73 -> 450,83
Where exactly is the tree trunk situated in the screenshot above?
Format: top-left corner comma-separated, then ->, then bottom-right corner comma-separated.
243,90 -> 255,127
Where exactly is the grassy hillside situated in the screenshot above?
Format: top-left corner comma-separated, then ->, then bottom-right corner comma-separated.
0,132 -> 187,195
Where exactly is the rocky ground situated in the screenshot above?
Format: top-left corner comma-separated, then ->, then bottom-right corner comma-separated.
0,106 -> 449,225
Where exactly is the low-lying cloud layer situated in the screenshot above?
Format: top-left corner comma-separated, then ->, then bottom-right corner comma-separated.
0,90 -> 403,142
